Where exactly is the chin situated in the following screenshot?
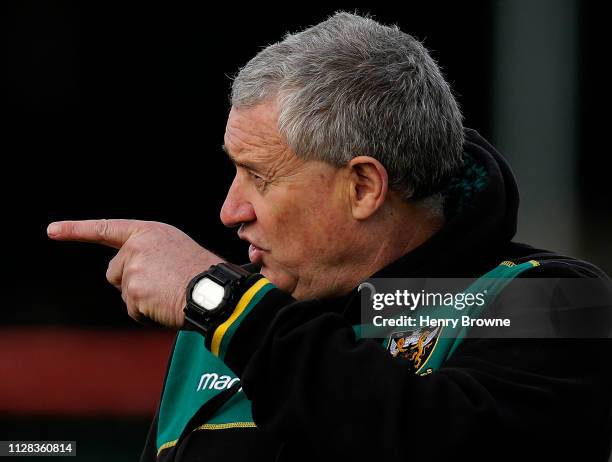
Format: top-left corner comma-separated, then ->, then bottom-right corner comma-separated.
260,265 -> 297,295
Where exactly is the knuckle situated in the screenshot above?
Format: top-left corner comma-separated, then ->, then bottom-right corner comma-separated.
95,219 -> 110,240
105,266 -> 114,283
106,258 -> 122,286
125,235 -> 145,253
128,280 -> 147,303
124,259 -> 142,276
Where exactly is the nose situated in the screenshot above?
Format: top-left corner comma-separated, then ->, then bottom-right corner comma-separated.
220,174 -> 256,228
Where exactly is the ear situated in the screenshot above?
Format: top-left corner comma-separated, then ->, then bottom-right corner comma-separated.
346,156 -> 389,220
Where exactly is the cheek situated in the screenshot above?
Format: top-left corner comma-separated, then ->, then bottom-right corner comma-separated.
255,199 -> 307,261
262,176 -> 349,261
319,210 -> 351,248
288,196 -> 348,255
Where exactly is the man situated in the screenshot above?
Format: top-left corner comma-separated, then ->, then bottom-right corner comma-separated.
47,12 -> 612,461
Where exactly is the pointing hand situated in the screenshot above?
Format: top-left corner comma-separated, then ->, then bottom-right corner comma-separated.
47,219 -> 223,328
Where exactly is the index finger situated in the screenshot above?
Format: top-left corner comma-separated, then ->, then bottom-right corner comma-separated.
47,219 -> 144,249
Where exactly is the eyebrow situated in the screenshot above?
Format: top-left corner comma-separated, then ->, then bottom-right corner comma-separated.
221,144 -> 261,172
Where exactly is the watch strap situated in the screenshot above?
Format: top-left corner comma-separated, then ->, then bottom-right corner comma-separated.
204,274 -> 272,356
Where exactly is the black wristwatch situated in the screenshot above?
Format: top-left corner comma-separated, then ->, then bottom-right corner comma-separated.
183,262 -> 254,336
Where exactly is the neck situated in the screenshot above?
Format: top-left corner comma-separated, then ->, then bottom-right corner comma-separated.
352,200 -> 443,286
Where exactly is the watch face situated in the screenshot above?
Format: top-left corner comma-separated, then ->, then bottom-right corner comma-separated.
192,277 -> 225,311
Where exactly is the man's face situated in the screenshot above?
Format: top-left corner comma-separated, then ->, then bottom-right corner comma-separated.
220,102 -> 355,298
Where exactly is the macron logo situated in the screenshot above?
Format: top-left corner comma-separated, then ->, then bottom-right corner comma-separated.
197,372 -> 241,392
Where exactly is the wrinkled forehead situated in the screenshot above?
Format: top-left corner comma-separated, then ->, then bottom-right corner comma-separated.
223,103 -> 286,162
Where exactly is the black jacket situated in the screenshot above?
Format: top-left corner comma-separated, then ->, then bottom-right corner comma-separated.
141,129 -> 612,461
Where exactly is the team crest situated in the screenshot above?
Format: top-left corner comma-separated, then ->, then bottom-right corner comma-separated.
387,327 -> 440,373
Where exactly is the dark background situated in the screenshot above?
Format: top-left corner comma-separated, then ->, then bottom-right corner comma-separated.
2,2 -> 610,460
3,2 -> 502,328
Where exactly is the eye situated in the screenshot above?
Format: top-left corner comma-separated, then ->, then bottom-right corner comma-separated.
249,171 -> 267,189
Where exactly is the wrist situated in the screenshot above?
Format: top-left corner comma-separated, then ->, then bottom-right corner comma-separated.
183,262 -> 259,336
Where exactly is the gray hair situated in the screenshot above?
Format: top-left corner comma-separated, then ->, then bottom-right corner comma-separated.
231,12 -> 464,207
